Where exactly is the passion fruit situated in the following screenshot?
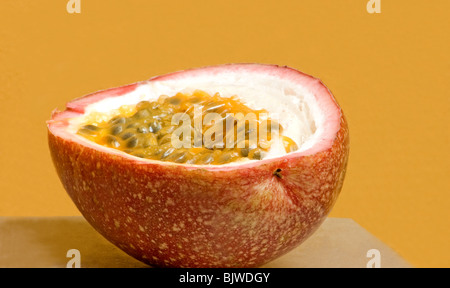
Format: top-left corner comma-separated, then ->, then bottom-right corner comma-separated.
47,64 -> 349,268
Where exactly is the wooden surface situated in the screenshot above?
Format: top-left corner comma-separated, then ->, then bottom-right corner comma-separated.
0,217 -> 411,268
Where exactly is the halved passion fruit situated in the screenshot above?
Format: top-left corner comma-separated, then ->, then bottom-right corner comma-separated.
47,64 -> 349,268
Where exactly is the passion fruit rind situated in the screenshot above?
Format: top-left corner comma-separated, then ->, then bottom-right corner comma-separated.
48,63 -> 350,268
48,113 -> 348,268
77,90 -> 298,165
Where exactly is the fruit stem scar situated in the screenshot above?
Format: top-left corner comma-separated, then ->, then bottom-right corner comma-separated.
273,168 -> 282,178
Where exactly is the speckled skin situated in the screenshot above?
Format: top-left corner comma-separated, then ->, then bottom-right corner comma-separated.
48,64 -> 349,268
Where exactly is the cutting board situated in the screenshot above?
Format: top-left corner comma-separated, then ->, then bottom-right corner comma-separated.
0,217 -> 411,268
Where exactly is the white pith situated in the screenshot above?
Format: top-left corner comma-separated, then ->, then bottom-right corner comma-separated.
66,70 -> 330,164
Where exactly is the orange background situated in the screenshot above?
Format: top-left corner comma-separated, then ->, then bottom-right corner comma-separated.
0,1 -> 448,268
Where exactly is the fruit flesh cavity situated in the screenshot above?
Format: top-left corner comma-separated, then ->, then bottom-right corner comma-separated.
77,90 -> 298,165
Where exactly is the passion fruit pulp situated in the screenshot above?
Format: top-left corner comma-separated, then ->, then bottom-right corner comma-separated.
77,90 -> 298,165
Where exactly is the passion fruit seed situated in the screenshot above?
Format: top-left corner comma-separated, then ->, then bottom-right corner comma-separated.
104,135 -> 121,148
248,149 -> 264,160
161,147 -> 175,159
168,150 -> 189,163
121,131 -> 135,140
77,90 -> 299,165
158,134 -> 172,145
149,121 -> 162,133
240,148 -> 250,157
134,109 -> 151,119
126,122 -> 139,129
110,116 -> 126,125
110,124 -> 123,135
78,128 -> 95,136
200,153 -> 214,164
83,124 -> 100,131
126,136 -> 139,148
137,126 -> 149,134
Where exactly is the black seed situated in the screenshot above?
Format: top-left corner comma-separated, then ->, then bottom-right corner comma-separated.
170,151 -> 188,163
240,148 -> 249,157
137,126 -> 148,134
134,109 -> 151,119
251,150 -> 263,160
126,122 -> 139,129
161,148 -> 175,159
111,140 -> 120,148
142,134 -> 157,148
217,153 -> 232,164
105,135 -> 120,148
149,121 -> 162,133
126,136 -> 138,148
174,155 -> 187,163
110,124 -> 123,135
200,153 -> 214,164
78,128 -> 94,135
189,96 -> 202,104
82,124 -> 100,131
142,139 -> 151,148
110,117 -> 126,125
158,134 -> 172,145
121,132 -> 135,140
168,96 -> 181,105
